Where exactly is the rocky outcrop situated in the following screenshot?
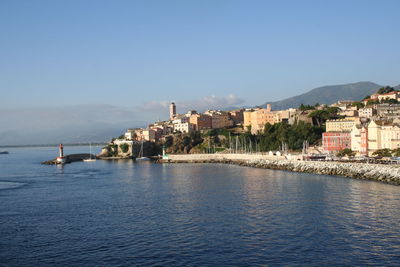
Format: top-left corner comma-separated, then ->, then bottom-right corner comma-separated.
99,141 -> 160,159
164,133 -> 203,154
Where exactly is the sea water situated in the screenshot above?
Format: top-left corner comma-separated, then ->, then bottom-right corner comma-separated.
1,147 -> 400,266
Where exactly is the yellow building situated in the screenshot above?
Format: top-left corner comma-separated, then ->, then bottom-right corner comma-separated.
326,118 -> 360,132
243,104 -> 276,134
367,120 -> 400,155
204,110 -> 233,129
189,114 -> 212,130
243,105 -> 300,134
243,109 -> 253,128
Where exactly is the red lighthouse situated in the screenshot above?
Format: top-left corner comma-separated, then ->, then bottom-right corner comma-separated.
56,144 -> 66,164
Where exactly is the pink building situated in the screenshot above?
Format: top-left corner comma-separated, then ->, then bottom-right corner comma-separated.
322,132 -> 351,152
360,127 -> 368,156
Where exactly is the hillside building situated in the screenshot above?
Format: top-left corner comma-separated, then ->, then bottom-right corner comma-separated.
368,120 -> 400,155
204,110 -> 234,129
325,118 -> 359,132
173,122 -> 194,133
189,114 -> 212,131
228,109 -> 244,125
169,102 -> 176,120
350,125 -> 368,156
322,132 -> 351,153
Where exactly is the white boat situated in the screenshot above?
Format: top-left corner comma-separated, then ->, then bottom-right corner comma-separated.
83,142 -> 97,162
136,140 -> 149,161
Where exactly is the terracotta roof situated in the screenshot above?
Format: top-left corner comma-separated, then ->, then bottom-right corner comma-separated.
380,91 -> 399,96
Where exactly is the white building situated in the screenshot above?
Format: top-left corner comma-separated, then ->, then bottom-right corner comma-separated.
358,107 -> 376,118
172,117 -> 189,124
173,122 -> 194,133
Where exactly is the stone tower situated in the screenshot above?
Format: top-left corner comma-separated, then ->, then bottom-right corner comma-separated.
169,102 -> 176,120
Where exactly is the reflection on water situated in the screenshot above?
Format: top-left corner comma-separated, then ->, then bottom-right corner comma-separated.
0,149 -> 400,266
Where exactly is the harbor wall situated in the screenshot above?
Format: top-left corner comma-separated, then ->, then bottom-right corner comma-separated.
160,154 -> 400,185
164,153 -> 287,161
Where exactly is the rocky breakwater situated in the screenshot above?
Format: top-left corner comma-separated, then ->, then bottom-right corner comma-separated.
159,154 -> 400,185
42,153 -> 97,165
240,159 -> 400,185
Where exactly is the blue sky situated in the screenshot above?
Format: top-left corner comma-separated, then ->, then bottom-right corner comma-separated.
0,0 -> 399,144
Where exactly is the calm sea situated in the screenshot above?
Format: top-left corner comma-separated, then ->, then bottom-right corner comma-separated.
1,147 -> 400,266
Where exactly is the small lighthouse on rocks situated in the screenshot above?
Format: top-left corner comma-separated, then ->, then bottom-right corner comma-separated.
56,144 -> 66,164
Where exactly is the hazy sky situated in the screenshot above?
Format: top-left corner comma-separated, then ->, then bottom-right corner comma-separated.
1,0 -> 399,144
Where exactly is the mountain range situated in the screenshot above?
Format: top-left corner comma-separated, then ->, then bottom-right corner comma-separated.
263,81 -> 399,110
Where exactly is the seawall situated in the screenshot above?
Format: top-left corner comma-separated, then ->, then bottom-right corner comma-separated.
42,153 -> 96,165
159,154 -> 400,185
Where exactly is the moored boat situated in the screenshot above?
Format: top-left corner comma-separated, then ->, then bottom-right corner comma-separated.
136,140 -> 150,161
83,142 -> 96,162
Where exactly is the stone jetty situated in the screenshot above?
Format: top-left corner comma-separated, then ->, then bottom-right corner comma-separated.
159,154 -> 400,185
42,153 -> 97,165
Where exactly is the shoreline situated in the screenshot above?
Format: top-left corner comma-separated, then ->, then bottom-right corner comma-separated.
158,154 -> 400,186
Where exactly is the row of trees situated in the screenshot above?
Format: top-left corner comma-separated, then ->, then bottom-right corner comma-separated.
372,148 -> 400,158
162,120 -> 325,154
336,148 -> 400,158
257,121 -> 323,151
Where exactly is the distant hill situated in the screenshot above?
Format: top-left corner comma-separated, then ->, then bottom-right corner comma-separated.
263,81 -> 382,110
394,84 -> 400,91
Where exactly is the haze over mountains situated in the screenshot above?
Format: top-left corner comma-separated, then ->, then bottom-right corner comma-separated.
1,81 -> 399,146
263,81 -> 392,110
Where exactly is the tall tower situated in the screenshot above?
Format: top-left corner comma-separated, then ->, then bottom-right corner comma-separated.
169,102 -> 176,120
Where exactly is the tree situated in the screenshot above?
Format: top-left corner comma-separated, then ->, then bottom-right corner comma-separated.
352,101 -> 364,109
392,148 -> 400,157
119,143 -> 129,153
377,86 -> 395,94
258,121 -> 323,151
337,148 -> 356,158
382,98 -> 399,104
308,107 -> 341,126
365,99 -> 379,106
299,104 -> 315,111
190,131 -> 203,146
165,136 -> 174,147
372,149 -> 392,157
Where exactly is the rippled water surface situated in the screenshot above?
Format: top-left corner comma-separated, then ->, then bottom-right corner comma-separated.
1,147 -> 400,266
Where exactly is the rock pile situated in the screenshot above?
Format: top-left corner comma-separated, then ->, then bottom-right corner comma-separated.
160,157 -> 400,185
241,159 -> 400,185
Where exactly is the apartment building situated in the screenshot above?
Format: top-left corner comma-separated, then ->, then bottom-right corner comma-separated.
368,120 -> 400,155
204,110 -> 234,129
189,114 -> 212,131
325,118 -> 359,132
350,125 -> 368,156
322,132 -> 351,152
173,122 -> 194,133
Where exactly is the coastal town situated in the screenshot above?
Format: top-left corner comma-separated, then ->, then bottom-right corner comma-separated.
104,86 -> 400,161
